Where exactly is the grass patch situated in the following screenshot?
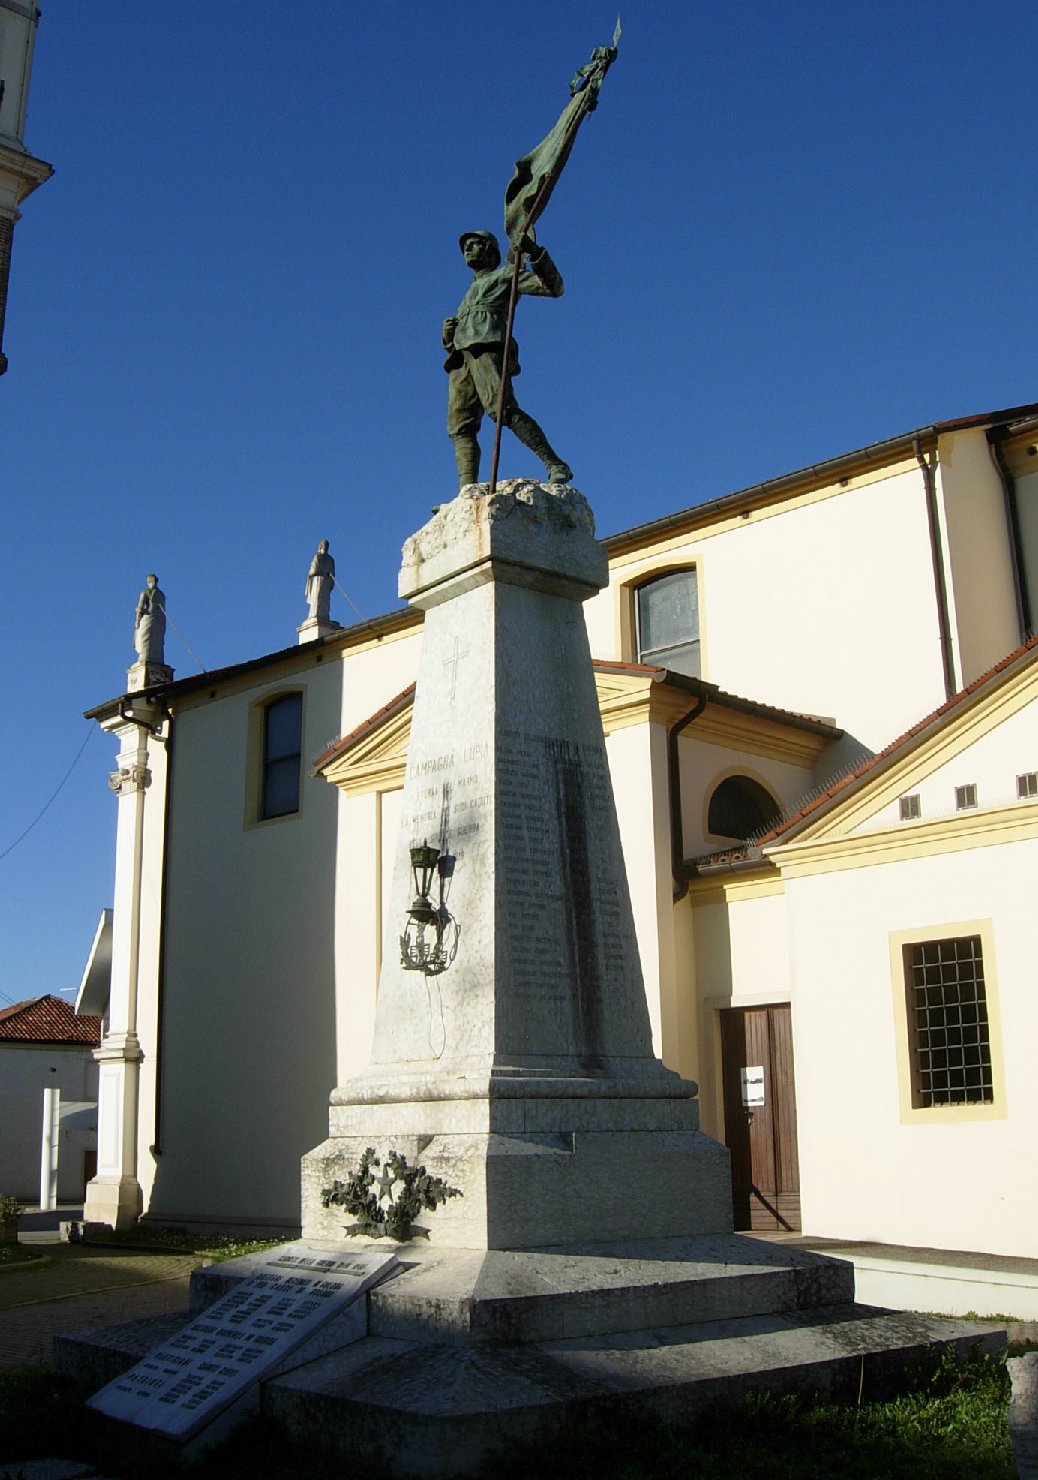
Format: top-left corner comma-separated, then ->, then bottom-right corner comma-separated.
0,1244 -> 45,1268
0,1352 -> 1014,1479
479,1353 -> 1014,1480
0,1366 -> 95,1464
83,1224 -> 282,1263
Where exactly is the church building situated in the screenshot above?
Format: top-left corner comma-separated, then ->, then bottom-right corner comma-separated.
78,399 -> 1038,1259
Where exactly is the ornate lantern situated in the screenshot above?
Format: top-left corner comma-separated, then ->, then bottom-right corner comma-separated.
400,841 -> 459,975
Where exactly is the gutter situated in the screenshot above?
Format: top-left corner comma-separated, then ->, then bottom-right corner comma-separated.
669,692 -> 708,902
913,437 -> 956,701
988,428 -> 1032,639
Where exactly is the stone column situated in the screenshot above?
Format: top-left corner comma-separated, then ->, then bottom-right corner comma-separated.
83,719 -> 151,1229
303,481 -> 731,1248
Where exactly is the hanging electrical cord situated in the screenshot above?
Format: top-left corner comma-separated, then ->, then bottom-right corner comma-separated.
331,574 -> 365,624
0,725 -> 95,864
157,602 -> 207,673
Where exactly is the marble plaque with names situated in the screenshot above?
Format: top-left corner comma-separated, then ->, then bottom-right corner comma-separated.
87,1244 -> 397,1441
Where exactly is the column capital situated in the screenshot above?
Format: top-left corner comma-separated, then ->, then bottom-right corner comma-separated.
108,763 -> 151,796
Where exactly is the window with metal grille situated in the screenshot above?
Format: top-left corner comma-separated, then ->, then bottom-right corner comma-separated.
903,936 -> 993,1108
954,783 -> 977,811
899,794 -> 921,821
635,569 -> 700,677
1017,771 -> 1038,799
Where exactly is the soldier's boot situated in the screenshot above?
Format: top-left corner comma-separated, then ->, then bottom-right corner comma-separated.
509,410 -> 573,485
451,433 -> 482,490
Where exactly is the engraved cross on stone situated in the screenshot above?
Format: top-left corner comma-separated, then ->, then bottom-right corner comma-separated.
442,636 -> 469,701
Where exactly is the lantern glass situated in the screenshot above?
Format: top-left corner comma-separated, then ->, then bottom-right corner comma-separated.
409,842 -> 440,899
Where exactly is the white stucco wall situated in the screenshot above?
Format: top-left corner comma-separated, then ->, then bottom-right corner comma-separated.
151,660 -> 346,1227
853,691 -> 1038,834
678,737 -> 816,856
784,840 -> 1038,1257
585,466 -> 950,752
606,722 -> 672,1062
135,731 -> 168,1210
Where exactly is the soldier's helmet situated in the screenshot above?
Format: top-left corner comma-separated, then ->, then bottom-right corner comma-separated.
459,230 -> 501,267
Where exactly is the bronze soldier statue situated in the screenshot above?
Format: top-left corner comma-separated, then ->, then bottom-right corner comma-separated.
442,229 -> 573,490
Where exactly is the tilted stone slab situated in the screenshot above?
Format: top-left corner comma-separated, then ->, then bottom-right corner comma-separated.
85,1244 -> 396,1450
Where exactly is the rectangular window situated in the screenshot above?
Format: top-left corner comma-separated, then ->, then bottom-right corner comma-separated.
954,783 -> 977,811
898,794 -> 921,821
262,693 -> 303,819
1017,771 -> 1038,799
635,569 -> 700,678
903,936 -> 993,1108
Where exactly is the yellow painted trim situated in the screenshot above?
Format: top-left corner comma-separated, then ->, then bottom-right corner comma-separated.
786,655 -> 1038,844
606,457 -> 920,569
687,868 -> 784,906
320,703 -> 412,795
769,799 -> 1038,876
690,707 -> 830,767
613,559 -> 704,675
596,670 -> 692,734
1001,433 -> 1038,478
888,919 -> 1007,1124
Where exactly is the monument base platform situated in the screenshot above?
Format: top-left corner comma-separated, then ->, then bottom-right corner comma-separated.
55,1235 -> 1007,1479
302,1065 -> 734,1250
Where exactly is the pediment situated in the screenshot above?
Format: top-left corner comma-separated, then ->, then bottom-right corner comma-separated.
766,640 -> 1038,860
316,688 -> 414,794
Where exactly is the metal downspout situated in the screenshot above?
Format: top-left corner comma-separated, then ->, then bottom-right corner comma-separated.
988,430 -> 1031,639
913,438 -> 956,700
670,693 -> 708,902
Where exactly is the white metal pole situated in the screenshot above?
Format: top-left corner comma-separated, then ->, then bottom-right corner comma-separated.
40,1086 -> 60,1211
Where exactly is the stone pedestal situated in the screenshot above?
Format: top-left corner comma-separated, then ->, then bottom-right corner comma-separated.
297,616 -> 342,645
126,660 -> 173,693
302,481 -> 731,1248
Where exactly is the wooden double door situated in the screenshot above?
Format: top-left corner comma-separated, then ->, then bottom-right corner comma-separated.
720,1004 -> 801,1232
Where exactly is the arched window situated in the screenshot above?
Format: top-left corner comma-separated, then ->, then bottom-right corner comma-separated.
635,569 -> 700,677
708,775 -> 780,841
261,692 -> 303,819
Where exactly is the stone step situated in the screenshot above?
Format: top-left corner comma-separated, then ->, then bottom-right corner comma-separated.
54,1312 -> 193,1392
265,1304 -> 1006,1480
364,1239 -> 856,1344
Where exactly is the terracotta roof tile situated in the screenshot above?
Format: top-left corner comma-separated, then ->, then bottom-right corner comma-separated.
0,995 -> 102,1046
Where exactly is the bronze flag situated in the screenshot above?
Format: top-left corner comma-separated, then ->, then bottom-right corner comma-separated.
502,22 -> 620,248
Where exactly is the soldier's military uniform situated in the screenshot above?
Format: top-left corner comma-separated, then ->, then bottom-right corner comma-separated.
443,230 -> 572,489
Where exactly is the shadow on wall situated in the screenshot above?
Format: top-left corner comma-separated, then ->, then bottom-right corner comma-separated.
147,662 -> 345,1232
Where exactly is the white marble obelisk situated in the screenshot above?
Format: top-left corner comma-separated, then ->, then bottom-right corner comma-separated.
302,481 -> 731,1248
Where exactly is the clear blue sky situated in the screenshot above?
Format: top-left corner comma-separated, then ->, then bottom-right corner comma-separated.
2,1 -> 1035,1004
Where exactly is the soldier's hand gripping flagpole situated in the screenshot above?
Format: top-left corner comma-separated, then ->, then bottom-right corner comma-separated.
488,178 -> 554,497
487,25 -> 620,497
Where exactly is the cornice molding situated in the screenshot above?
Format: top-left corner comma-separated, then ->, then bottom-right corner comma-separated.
767,800 -> 1038,877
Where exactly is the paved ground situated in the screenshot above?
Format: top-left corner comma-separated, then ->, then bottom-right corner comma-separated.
0,1209 -> 199,1370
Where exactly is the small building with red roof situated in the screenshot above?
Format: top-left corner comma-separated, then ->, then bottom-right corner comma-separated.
0,995 -> 100,1203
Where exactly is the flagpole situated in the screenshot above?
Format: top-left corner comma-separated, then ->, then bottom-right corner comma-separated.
488,174 -> 555,498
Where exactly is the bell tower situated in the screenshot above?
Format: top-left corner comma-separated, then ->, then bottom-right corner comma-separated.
0,0 -> 53,375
